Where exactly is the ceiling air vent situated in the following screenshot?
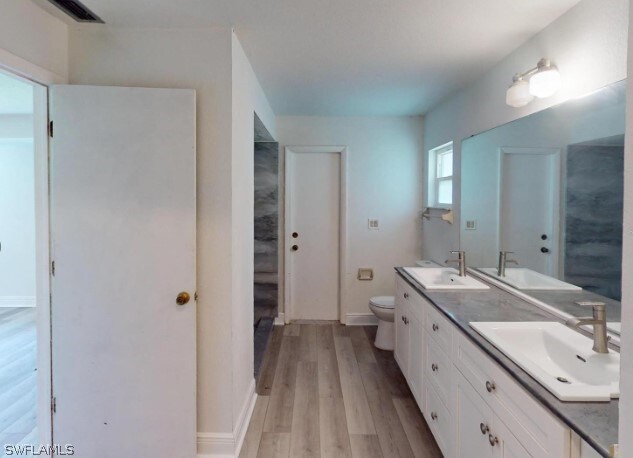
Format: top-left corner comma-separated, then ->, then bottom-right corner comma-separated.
47,0 -> 104,23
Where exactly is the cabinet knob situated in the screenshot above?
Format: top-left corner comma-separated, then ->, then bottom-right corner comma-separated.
404,292 -> 409,299
430,412 -> 438,421
485,381 -> 496,393
432,323 -> 439,332
488,434 -> 499,447
431,363 -> 438,372
480,423 -> 489,435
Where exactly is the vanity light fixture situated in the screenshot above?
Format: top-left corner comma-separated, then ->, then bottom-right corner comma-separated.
506,58 -> 561,107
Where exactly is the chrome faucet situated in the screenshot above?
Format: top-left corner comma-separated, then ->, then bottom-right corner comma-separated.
445,250 -> 466,277
497,251 -> 518,277
566,302 -> 609,354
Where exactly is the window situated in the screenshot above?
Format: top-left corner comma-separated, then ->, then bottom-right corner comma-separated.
428,142 -> 453,207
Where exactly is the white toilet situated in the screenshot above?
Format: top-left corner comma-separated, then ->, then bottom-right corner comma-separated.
369,296 -> 395,350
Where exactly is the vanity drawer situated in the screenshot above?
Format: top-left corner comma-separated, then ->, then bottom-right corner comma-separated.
453,332 -> 569,457
425,299 -> 452,354
426,333 -> 452,413
396,277 -> 425,324
425,383 -> 453,458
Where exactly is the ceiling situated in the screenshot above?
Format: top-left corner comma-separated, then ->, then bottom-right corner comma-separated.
0,72 -> 33,115
60,0 -> 580,116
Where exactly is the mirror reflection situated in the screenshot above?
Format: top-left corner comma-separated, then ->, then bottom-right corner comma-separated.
460,80 -> 625,330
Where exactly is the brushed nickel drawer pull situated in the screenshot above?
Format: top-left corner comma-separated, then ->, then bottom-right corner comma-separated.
432,323 -> 439,331
489,434 -> 499,447
480,423 -> 489,435
431,412 -> 438,421
485,381 -> 496,393
431,363 -> 438,372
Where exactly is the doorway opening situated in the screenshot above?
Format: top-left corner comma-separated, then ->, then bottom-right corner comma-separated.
0,70 -> 39,447
253,113 -> 279,377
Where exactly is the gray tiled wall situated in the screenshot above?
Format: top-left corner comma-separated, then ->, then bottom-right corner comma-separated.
564,144 -> 623,300
254,141 -> 279,321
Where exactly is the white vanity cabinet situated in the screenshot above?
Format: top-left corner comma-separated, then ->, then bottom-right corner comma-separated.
455,369 -> 531,458
393,275 -> 585,458
394,277 -> 425,406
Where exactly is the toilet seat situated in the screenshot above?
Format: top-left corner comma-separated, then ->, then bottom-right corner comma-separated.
370,296 -> 394,309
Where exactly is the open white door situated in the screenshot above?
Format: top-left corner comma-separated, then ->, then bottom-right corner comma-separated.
49,86 -> 196,457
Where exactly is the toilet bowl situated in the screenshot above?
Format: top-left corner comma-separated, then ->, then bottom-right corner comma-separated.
369,296 -> 395,350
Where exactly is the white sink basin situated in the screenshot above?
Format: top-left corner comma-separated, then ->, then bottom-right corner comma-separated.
479,268 -> 581,291
470,322 -> 620,401
403,267 -> 490,290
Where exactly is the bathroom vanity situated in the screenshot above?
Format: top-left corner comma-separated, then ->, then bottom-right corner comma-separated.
394,268 -> 617,458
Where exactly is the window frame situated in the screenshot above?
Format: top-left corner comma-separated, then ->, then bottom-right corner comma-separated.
427,141 -> 454,208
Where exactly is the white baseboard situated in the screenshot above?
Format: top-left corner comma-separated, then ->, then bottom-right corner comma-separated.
274,313 -> 285,325
234,379 -> 257,456
345,313 -> 378,326
197,379 -> 257,457
0,296 -> 36,307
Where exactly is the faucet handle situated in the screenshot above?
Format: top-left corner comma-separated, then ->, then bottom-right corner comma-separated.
575,301 -> 606,310
450,250 -> 465,255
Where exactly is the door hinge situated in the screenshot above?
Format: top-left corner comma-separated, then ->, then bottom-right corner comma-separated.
49,120 -> 53,138
51,397 -> 56,413
51,260 -> 55,276
194,291 -> 198,302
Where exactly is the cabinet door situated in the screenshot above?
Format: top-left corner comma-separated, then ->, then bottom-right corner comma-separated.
455,372 -> 494,458
493,420 -> 532,458
394,281 -> 409,374
408,314 -> 424,407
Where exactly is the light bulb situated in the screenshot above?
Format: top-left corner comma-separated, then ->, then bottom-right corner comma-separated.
529,60 -> 561,98
506,78 -> 534,107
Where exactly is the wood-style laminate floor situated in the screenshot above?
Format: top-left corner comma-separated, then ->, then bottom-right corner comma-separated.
0,307 -> 37,455
241,323 -> 442,458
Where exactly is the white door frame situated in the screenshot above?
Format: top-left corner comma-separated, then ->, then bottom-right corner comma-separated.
284,146 -> 348,323
498,146 -> 561,276
0,49 -> 66,446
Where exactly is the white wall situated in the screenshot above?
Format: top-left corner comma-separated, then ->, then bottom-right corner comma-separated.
0,0 -> 68,80
0,115 -> 34,138
230,30 -> 276,444
422,0 -> 628,264
0,140 -> 36,304
618,0 -> 633,452
277,116 -> 424,320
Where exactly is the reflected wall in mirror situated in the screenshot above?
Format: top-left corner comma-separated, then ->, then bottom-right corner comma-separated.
461,80 -> 625,310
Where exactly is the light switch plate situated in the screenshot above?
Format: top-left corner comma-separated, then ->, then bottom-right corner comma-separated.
368,219 -> 379,230
465,220 -> 477,230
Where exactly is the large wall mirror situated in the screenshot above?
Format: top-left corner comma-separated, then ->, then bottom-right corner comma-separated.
460,79 -> 625,332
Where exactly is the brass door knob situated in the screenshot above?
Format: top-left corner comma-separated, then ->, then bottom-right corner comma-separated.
176,292 -> 191,305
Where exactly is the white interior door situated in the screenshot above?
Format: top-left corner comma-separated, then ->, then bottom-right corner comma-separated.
50,85 -> 196,457
286,148 -> 340,321
499,148 -> 560,276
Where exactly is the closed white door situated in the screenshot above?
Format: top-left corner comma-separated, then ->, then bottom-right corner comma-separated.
499,148 -> 560,276
50,85 -> 196,457
286,148 -> 340,320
